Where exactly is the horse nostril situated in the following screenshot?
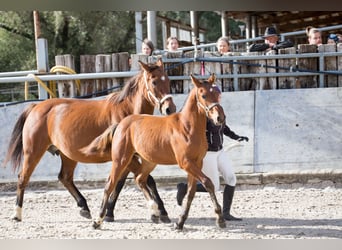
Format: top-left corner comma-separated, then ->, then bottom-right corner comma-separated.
166,108 -> 171,115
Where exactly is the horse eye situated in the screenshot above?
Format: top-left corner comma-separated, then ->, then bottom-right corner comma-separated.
152,80 -> 157,86
202,95 -> 206,99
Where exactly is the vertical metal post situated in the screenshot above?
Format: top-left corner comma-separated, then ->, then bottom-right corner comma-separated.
221,11 -> 227,37
36,38 -> 49,99
147,11 -> 157,47
34,11 -> 49,99
135,12 -> 143,54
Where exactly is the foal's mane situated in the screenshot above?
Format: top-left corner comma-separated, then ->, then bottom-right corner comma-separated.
106,74 -> 141,104
106,64 -> 160,104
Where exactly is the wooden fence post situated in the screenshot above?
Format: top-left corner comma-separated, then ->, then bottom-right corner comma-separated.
163,51 -> 184,93
183,50 -> 203,93
240,52 -> 263,90
130,54 -> 149,71
95,54 -> 112,95
80,55 -> 96,96
318,44 -> 338,87
278,47 -> 297,89
338,43 -> 342,87
55,54 -> 76,97
297,44 -> 318,88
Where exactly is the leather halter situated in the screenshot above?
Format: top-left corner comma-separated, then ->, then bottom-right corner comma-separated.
195,84 -> 220,117
144,71 -> 173,111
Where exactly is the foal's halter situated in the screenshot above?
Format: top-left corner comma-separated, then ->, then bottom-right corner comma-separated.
144,71 -> 173,110
196,84 -> 221,117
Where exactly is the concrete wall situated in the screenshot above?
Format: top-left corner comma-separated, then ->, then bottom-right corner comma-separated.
1,87 -> 342,183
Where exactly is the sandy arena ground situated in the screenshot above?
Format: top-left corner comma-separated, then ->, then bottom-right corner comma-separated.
0,182 -> 341,239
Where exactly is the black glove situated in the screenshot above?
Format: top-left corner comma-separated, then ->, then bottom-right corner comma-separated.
237,136 -> 249,142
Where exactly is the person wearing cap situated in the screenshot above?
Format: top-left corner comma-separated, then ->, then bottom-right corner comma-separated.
249,26 -> 294,52
175,92 -> 249,221
327,33 -> 339,45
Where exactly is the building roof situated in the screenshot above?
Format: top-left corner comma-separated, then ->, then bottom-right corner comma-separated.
226,11 -> 342,34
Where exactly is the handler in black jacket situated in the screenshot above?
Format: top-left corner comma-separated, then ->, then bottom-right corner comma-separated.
249,26 -> 294,52
176,115 -> 249,221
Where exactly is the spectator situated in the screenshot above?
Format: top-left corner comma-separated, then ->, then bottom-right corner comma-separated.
337,34 -> 342,43
216,36 -> 231,54
141,38 -> 154,56
249,26 -> 294,52
326,33 -> 342,44
166,36 -> 180,51
306,26 -> 322,45
176,104 -> 249,221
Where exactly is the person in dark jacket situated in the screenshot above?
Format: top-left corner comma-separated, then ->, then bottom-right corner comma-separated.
176,115 -> 249,221
249,26 -> 294,52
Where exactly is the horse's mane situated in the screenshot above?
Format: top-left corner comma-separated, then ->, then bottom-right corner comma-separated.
106,63 -> 160,104
106,74 -> 141,104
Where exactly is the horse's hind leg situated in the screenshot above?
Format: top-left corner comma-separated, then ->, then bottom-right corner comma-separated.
146,175 -> 171,223
13,148 -> 46,221
133,162 -> 161,223
129,156 -> 171,223
58,155 -> 91,219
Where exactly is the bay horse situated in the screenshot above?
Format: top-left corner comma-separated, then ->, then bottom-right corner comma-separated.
82,73 -> 227,230
4,59 -> 176,223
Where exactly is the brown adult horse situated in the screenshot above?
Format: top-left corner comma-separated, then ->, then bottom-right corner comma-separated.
82,73 -> 227,231
4,59 -> 176,223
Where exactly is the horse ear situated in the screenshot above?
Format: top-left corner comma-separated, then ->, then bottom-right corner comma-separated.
190,74 -> 201,88
138,60 -> 150,72
208,73 -> 216,84
156,58 -> 164,68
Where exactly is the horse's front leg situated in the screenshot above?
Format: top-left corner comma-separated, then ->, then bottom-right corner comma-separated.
93,161 -> 126,229
177,161 -> 226,230
104,169 -> 130,222
174,176 -> 197,231
201,177 -> 226,229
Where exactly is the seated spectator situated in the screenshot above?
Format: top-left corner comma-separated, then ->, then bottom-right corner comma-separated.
306,26 -> 322,45
249,26 -> 293,52
141,38 -> 154,56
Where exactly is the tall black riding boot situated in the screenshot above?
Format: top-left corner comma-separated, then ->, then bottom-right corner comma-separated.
176,182 -> 207,206
222,185 -> 242,221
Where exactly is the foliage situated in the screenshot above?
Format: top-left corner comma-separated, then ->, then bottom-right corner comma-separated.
0,11 -> 244,102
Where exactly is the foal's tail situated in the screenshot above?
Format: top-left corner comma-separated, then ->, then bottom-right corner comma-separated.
3,103 -> 37,172
81,124 -> 118,155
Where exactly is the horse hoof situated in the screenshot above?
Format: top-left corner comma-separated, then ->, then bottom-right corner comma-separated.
160,214 -> 171,223
92,221 -> 101,229
217,219 -> 226,229
151,214 -> 159,223
12,216 -> 22,222
173,222 -> 183,231
104,216 -> 115,222
80,209 -> 91,219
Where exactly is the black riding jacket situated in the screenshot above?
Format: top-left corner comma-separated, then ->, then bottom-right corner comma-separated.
249,39 -> 294,52
206,119 -> 241,152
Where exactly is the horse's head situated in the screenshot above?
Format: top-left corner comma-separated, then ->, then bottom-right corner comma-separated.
190,73 -> 226,126
139,59 -> 176,115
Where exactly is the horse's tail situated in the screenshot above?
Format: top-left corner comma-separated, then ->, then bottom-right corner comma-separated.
81,124 -> 118,155
3,103 -> 37,172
